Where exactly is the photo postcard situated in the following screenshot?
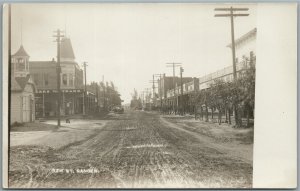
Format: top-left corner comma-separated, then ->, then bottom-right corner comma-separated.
2,3 -> 297,189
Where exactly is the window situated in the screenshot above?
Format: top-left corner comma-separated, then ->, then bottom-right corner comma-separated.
69,74 -> 73,86
18,58 -> 24,63
16,58 -> 25,71
62,74 -> 67,85
44,73 -> 49,86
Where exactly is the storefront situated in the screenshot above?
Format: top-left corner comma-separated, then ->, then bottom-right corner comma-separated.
35,89 -> 84,118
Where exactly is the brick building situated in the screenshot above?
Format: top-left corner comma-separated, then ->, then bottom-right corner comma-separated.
158,75 -> 194,100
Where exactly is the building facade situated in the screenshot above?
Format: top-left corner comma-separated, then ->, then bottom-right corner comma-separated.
29,37 -> 86,118
199,28 -> 256,90
10,45 -> 36,124
157,75 -> 194,111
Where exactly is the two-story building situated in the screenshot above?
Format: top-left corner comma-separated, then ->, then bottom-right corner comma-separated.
10,45 -> 36,124
30,37 -> 86,118
158,75 -> 194,109
198,28 -> 256,91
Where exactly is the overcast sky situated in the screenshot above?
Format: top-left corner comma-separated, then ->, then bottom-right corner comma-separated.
11,3 -> 257,103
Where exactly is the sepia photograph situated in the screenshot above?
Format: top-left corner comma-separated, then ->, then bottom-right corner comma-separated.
1,3 -> 297,189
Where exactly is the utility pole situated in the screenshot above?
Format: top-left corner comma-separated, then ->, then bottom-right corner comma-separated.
82,62 -> 88,115
151,75 -> 155,110
53,29 -> 64,127
166,63 -> 181,113
180,67 -> 184,115
154,73 -> 164,112
152,75 -> 155,105
214,7 -> 249,80
149,75 -> 159,110
215,7 -> 249,126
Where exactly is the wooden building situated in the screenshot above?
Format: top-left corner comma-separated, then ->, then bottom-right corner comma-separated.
10,45 -> 36,124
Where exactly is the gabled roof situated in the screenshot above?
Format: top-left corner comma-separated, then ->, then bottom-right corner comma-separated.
12,45 -> 30,57
60,37 -> 75,60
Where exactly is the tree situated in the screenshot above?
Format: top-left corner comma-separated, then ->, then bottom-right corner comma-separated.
130,89 -> 142,109
195,89 -> 210,122
234,57 -> 256,127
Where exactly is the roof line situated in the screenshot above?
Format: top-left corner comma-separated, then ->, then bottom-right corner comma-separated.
227,27 -> 257,48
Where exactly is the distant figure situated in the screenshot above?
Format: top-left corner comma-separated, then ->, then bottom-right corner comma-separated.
66,118 -> 70,123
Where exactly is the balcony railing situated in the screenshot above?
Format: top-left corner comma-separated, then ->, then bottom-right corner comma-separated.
199,61 -> 250,84
164,57 -> 255,98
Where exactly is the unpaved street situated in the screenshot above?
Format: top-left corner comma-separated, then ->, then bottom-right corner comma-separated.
9,111 -> 253,188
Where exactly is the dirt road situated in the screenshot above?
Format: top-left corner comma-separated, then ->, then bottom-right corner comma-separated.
9,110 -> 253,188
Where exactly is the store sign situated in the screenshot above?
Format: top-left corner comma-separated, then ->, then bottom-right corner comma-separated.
37,89 -> 83,94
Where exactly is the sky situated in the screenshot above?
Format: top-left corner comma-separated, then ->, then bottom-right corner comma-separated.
11,3 -> 257,103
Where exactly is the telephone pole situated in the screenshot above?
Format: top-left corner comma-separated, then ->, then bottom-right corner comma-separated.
215,7 -> 249,126
154,73 -> 164,111
53,29 -> 64,127
149,76 -> 159,111
214,7 -> 249,81
151,75 -> 155,110
82,62 -> 88,115
180,67 -> 184,115
166,63 -> 181,112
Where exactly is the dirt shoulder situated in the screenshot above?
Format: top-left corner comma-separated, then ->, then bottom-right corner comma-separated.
160,115 -> 253,164
10,119 -> 108,149
9,111 -> 252,188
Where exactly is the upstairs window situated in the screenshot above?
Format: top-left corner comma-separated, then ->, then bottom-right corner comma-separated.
62,74 -> 67,85
16,58 -> 25,71
18,58 -> 24,63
